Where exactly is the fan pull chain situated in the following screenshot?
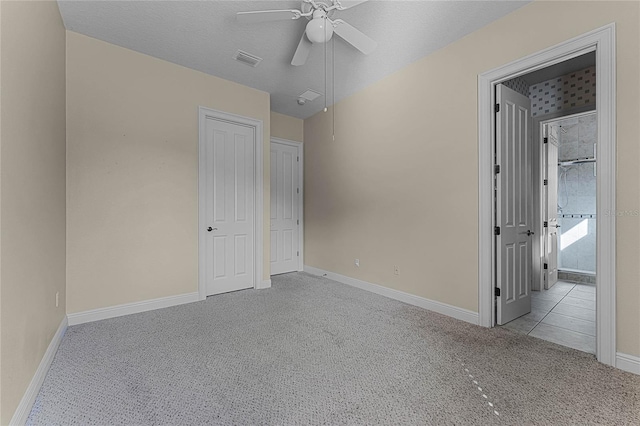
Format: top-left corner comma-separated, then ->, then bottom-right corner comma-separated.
323,16 -> 328,113
332,35 -> 335,141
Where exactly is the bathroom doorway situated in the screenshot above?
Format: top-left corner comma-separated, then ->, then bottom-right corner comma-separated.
515,111 -> 597,354
546,112 -> 597,287
478,24 -> 617,366
497,56 -> 598,354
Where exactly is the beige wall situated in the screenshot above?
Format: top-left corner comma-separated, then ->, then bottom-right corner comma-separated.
0,1 -> 67,423
271,111 -> 304,142
304,1 -> 640,356
66,32 -> 271,314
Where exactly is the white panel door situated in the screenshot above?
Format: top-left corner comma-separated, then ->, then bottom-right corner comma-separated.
544,124 -> 559,289
270,142 -> 300,275
496,84 -> 533,325
204,118 -> 255,295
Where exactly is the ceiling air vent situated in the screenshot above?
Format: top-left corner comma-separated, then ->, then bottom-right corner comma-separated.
298,89 -> 322,102
233,50 -> 263,68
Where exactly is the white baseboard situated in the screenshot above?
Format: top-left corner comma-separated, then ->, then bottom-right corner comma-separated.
257,279 -> 272,290
616,352 -> 640,375
10,316 -> 68,426
304,265 -> 479,325
67,292 -> 200,326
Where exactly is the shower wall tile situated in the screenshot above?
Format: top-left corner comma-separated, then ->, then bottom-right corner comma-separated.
559,141 -> 583,160
562,122 -> 580,143
578,252 -> 596,273
530,66 -> 596,117
556,114 -> 597,273
581,114 -> 597,135
558,217 -> 596,273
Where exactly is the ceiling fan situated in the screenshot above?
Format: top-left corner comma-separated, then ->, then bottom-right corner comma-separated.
237,0 -> 377,66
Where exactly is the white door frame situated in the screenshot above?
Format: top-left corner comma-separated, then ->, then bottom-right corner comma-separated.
198,106 -> 265,300
270,137 -> 304,272
535,109 -> 597,290
532,106 -> 595,291
478,24 -> 616,366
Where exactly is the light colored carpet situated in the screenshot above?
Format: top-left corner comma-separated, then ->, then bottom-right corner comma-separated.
28,272 -> 639,425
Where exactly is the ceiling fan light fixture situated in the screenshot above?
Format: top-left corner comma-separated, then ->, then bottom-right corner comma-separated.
306,18 -> 333,44
236,0 -> 376,66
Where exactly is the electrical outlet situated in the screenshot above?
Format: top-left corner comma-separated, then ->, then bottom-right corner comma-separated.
355,259 -> 360,267
394,265 -> 399,275
55,292 -> 59,308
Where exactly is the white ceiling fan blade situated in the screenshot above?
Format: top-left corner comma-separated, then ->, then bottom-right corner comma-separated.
237,10 -> 301,24
291,32 -> 313,66
332,19 -> 377,55
336,0 -> 370,10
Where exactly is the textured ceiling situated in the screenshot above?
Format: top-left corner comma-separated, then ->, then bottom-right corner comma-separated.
58,0 -> 530,119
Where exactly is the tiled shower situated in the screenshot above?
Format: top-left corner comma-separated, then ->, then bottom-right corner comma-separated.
555,113 -> 597,274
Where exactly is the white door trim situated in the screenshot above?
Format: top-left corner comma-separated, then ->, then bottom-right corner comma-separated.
478,23 -> 616,366
532,107 -> 596,291
198,107 -> 264,300
271,137 -> 304,272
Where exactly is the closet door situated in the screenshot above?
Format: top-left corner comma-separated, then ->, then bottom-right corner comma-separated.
270,141 -> 301,275
203,117 -> 255,295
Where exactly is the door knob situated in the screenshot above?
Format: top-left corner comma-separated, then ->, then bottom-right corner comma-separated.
520,230 -> 534,236
207,227 -> 217,232
555,224 -> 561,228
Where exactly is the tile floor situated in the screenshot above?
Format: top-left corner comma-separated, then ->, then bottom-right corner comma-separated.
502,280 -> 596,354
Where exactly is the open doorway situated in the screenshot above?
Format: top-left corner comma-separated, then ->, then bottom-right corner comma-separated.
477,24 -> 617,366
546,112 -> 597,288
502,108 -> 598,354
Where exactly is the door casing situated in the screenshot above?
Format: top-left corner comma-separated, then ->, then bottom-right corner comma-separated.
544,123 -> 560,289
270,137 -> 304,274
478,24 -> 616,366
198,107 -> 265,300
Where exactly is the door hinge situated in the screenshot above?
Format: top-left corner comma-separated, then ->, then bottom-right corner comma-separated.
543,221 -> 548,228
543,179 -> 548,186
297,156 -> 299,162
544,263 -> 548,270
297,219 -> 299,225
297,251 -> 299,257
494,226 -> 501,236
495,287 -> 501,297
495,103 -> 500,113
543,137 -> 548,144
297,188 -> 299,194
494,165 -> 500,174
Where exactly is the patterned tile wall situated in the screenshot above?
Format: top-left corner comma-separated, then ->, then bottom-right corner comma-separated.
530,66 -> 596,117
502,76 -> 529,97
